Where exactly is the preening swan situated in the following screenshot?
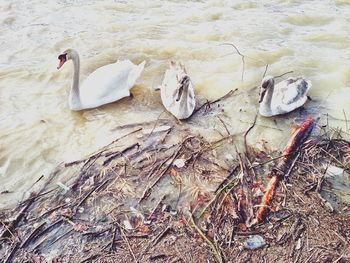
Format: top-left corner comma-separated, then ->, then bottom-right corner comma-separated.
160,61 -> 196,120
258,75 -> 312,117
57,49 -> 145,111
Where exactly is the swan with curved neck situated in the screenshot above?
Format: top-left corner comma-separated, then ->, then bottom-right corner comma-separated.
258,75 -> 312,117
160,61 -> 196,119
57,49 -> 145,110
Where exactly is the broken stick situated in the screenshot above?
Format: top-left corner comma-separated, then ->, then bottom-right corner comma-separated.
252,117 -> 315,224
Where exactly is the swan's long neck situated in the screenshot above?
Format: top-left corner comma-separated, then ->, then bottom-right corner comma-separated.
69,51 -> 81,109
260,85 -> 274,113
177,76 -> 190,106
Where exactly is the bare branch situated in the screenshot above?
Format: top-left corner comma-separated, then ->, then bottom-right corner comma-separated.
263,64 -> 269,78
220,43 -> 246,82
274,70 -> 293,79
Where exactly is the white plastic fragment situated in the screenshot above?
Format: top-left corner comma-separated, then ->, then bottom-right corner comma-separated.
225,154 -> 234,161
325,165 -> 344,178
170,209 -> 177,216
253,188 -> 264,197
123,219 -> 133,230
173,159 -> 185,168
295,238 -> 302,250
243,235 -> 266,250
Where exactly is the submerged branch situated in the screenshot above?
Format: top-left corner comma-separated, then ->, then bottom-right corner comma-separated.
220,43 -> 245,82
274,71 -> 294,79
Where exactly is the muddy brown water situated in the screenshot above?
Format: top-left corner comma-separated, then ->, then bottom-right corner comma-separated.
0,0 -> 349,208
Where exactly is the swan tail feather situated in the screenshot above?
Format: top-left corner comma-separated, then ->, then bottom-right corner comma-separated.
127,61 -> 145,89
306,79 -> 312,91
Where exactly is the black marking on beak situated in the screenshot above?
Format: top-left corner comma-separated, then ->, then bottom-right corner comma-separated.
57,53 -> 67,69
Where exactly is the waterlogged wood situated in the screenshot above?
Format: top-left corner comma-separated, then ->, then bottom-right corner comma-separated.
253,117 -> 315,224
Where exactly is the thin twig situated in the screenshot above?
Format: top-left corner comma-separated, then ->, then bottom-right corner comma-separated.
1,194 -> 37,238
236,148 -> 254,224
120,227 -> 138,263
75,179 -> 111,209
199,169 -> 241,218
188,214 -> 223,263
148,110 -> 166,138
217,116 -> 231,136
110,225 -> 119,251
191,89 -> 238,117
220,43 -> 245,81
50,228 -> 74,246
4,243 -> 19,263
263,64 -> 269,78
343,109 -> 348,131
274,71 -> 294,79
148,195 -> 166,220
244,112 -> 258,158
66,128 -> 142,167
139,143 -> 184,203
142,226 -> 172,254
20,222 -> 47,248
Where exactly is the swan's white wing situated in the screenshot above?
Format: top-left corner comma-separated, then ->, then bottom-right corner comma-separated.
79,60 -> 145,109
273,78 -> 311,113
160,67 -> 179,109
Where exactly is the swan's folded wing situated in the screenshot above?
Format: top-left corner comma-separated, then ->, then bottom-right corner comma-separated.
80,60 -> 142,107
280,78 -> 309,105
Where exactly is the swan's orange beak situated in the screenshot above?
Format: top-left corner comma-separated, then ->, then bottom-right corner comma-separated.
57,54 -> 67,70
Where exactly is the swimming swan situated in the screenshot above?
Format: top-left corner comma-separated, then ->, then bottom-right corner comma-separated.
258,75 -> 312,117
160,61 -> 196,119
57,49 -> 145,110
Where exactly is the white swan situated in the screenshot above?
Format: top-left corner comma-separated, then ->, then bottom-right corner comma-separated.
258,75 -> 312,117
57,49 -> 145,110
160,61 -> 196,120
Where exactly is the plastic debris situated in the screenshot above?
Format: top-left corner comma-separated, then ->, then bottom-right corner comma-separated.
295,238 -> 302,250
325,165 -> 344,177
173,159 -> 185,168
225,154 -> 234,161
170,209 -> 177,216
57,182 -> 70,192
253,188 -> 264,197
244,235 -> 266,250
123,219 -> 133,230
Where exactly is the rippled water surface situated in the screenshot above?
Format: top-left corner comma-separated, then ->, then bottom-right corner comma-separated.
1,0 -> 350,208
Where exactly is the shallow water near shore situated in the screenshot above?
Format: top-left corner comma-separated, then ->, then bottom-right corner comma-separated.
0,0 -> 350,208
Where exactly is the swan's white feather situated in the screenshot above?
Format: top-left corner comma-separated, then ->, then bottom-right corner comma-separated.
77,60 -> 145,110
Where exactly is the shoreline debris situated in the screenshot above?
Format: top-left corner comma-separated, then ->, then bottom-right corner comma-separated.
0,107 -> 349,262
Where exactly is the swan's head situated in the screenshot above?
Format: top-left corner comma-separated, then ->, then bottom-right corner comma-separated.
57,49 -> 76,69
170,61 -> 186,73
259,75 -> 275,103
